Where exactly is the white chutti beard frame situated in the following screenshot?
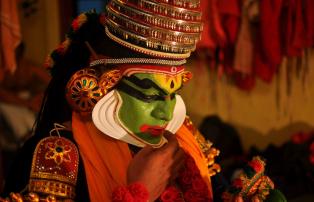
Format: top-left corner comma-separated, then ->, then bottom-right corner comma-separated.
92,90 -> 186,147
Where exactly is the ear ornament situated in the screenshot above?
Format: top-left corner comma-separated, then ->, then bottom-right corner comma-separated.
65,68 -> 103,113
66,68 -> 122,113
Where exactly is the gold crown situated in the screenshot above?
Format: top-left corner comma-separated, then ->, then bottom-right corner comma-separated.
104,0 -> 203,59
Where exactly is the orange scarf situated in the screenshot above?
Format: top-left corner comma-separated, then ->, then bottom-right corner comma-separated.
72,112 -> 213,201
72,112 -> 132,201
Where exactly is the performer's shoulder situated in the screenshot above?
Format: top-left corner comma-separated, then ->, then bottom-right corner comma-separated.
2,130 -> 81,201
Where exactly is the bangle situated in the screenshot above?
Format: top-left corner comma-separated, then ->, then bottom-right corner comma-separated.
112,182 -> 149,202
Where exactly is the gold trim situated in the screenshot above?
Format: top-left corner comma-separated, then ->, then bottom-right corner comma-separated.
112,0 -> 202,24
106,20 -> 196,53
106,19 -> 197,49
104,0 -> 202,58
184,116 -> 221,177
29,179 -> 75,199
45,139 -> 72,166
30,137 -> 79,186
105,26 -> 191,59
31,172 -> 76,186
164,0 -> 200,9
66,69 -> 104,113
123,0 -> 201,13
99,69 -> 122,94
106,7 -> 201,44
90,58 -> 186,67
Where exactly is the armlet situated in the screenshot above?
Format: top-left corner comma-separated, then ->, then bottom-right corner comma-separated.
0,136 -> 80,202
222,156 -> 287,202
29,136 -> 79,200
183,116 -> 221,177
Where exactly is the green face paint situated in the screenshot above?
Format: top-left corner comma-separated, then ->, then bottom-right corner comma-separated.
116,73 -> 182,145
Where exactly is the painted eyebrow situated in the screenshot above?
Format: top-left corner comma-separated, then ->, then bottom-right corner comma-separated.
124,75 -> 168,95
116,81 -> 175,103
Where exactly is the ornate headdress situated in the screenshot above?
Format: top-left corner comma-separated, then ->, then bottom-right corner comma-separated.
45,0 -> 203,73
45,0 -> 202,113
104,0 -> 203,59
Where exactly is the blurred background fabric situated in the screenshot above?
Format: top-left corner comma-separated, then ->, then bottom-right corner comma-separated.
0,0 -> 22,80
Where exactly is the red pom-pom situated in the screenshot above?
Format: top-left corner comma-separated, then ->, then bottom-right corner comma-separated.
248,159 -> 264,173
128,182 -> 149,202
71,13 -> 88,31
176,153 -> 210,201
71,19 -> 80,31
112,182 -> 149,202
112,186 -> 134,202
160,186 -> 182,202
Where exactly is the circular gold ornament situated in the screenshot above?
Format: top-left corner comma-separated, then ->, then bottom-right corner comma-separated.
99,69 -> 122,94
66,69 -> 103,112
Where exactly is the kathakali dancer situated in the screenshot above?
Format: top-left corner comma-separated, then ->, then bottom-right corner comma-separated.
1,0 -> 222,201
0,0 -> 288,201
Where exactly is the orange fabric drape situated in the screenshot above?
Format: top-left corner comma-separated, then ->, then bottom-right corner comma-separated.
72,112 -> 213,201
72,112 -> 132,202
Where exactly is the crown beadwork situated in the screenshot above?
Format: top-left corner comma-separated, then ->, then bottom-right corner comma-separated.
104,0 -> 203,59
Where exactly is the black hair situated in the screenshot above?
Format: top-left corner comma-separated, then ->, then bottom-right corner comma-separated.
33,11 -> 151,137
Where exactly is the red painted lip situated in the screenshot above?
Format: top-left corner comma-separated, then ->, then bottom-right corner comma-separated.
140,124 -> 166,137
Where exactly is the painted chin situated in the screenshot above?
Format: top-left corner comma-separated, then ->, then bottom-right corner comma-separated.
139,124 -> 167,137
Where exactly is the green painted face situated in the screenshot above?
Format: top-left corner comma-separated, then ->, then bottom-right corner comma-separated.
116,73 -> 183,145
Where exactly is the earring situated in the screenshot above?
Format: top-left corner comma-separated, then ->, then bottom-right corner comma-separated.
65,68 -> 104,113
65,68 -> 122,113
